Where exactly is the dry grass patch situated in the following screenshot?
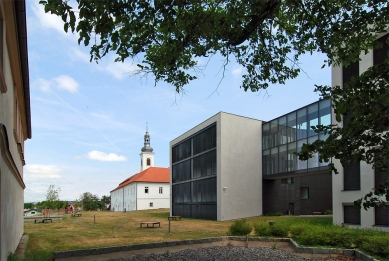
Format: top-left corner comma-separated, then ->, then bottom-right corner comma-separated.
24,209 -> 234,257
23,210 -> 332,260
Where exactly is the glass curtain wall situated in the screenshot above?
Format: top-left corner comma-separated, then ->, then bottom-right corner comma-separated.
262,100 -> 331,176
171,124 -> 217,220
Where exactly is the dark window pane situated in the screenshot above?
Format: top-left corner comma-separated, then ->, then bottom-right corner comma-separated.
279,145 -> 287,173
307,103 -> 319,137
191,177 -> 216,203
193,125 -> 216,155
262,123 -> 270,150
297,108 -> 307,140
172,183 -> 191,203
172,159 -> 191,183
375,205 -> 389,226
193,150 -> 216,179
172,139 -> 191,163
344,205 -> 361,225
278,116 -> 287,145
287,112 -> 297,143
373,34 -> 389,66
270,120 -> 278,147
300,187 -> 309,199
344,160 -> 360,190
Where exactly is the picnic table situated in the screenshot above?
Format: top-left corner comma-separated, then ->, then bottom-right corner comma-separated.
168,216 -> 181,221
34,218 -> 52,223
72,212 -> 82,217
140,221 -> 160,228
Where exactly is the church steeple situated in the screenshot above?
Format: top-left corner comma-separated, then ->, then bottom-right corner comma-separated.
140,123 -> 155,171
141,122 -> 153,152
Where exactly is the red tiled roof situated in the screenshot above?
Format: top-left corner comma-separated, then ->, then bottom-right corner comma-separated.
110,167 -> 170,192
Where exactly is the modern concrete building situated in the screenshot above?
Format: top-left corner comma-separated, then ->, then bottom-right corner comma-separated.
110,128 -> 170,211
0,0 -> 31,259
170,112 -> 263,221
262,99 -> 332,216
170,32 -> 389,229
331,31 -> 389,231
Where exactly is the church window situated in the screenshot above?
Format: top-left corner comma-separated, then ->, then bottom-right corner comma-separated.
145,186 -> 149,193
159,187 -> 163,194
147,158 -> 151,166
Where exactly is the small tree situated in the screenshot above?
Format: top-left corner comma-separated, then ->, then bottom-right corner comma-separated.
46,185 -> 61,209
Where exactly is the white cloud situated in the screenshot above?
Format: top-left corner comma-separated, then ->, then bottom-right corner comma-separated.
32,75 -> 79,93
54,75 -> 79,93
232,66 -> 244,77
87,151 -> 127,162
25,164 -> 62,179
33,78 -> 52,92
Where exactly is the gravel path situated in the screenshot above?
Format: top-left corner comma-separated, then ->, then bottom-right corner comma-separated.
108,246 -> 340,261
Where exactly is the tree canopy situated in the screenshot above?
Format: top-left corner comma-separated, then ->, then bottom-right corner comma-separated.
40,0 -> 389,209
40,0 -> 388,91
79,192 -> 104,211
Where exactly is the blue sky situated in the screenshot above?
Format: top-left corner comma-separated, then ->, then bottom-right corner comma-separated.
24,1 -> 331,202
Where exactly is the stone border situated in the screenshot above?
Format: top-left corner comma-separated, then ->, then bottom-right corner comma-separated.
53,236 -> 379,261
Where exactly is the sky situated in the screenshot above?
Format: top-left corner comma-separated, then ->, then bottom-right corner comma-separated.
24,1 -> 331,202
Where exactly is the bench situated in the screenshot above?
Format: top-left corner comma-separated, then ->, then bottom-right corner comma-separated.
34,218 -> 52,223
168,216 -> 181,221
140,221 -> 160,228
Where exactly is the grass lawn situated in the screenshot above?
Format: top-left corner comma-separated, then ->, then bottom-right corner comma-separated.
20,209 -> 387,261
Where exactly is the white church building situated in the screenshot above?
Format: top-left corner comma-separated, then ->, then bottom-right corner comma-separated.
110,128 -> 170,211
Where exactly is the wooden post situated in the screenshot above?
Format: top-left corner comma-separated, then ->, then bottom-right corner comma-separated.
168,219 -> 171,233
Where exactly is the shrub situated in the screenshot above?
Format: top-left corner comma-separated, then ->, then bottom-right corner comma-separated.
360,234 -> 389,258
269,223 -> 288,237
228,219 -> 252,236
253,222 -> 270,237
323,210 -> 333,215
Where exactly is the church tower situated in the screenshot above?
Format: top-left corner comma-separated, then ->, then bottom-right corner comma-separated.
140,123 -> 155,171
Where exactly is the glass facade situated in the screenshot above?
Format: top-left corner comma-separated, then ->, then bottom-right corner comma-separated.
171,124 -> 217,220
262,99 -> 331,176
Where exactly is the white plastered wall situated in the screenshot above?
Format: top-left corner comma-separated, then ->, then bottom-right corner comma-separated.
136,182 -> 170,210
140,152 -> 154,171
0,10 -> 24,259
218,113 -> 262,221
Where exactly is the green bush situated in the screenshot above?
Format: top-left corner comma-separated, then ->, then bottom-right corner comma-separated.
228,219 -> 252,236
253,222 -> 288,237
323,210 -> 333,215
360,234 -> 389,258
253,222 -> 270,236
251,217 -> 389,260
269,223 -> 289,237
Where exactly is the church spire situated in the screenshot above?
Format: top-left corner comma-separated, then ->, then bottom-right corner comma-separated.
141,122 -> 153,152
